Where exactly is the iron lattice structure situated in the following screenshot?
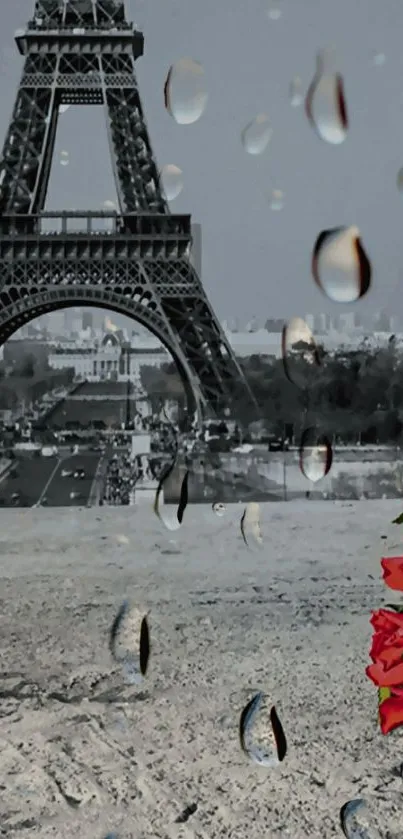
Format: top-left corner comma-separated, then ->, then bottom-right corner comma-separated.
0,0 -> 258,421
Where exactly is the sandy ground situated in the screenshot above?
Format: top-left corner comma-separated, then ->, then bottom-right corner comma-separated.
1,500 -> 403,838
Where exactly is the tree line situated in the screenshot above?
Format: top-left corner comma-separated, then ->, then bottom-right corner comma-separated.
141,341 -> 403,443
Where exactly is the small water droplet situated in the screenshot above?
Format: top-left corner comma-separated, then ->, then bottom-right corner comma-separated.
154,458 -> 189,531
164,58 -> 208,125
312,226 -> 371,303
116,533 -> 129,545
239,692 -> 287,766
240,502 -> 263,549
109,601 -> 150,684
340,794 -> 403,837
212,502 -> 226,516
241,114 -> 272,155
305,48 -> 348,144
373,52 -> 386,66
59,149 -> 69,166
299,428 -> 333,483
160,164 -> 184,202
269,189 -> 284,211
267,6 -> 282,20
282,317 -> 320,388
289,76 -> 304,107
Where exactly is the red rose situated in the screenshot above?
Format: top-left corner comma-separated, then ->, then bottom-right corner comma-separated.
370,609 -> 403,633
366,609 -> 403,687
379,693 -> 403,735
381,557 -> 403,591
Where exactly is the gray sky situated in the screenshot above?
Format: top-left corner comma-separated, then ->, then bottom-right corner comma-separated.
0,0 -> 402,324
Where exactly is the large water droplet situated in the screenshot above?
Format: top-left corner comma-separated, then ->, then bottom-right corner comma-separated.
282,317 -> 320,388
241,114 -> 272,155
239,692 -> 287,767
312,226 -> 371,303
164,58 -> 208,125
160,164 -> 184,202
299,428 -> 333,483
340,794 -> 403,838
59,149 -> 69,166
305,49 -> 348,144
153,458 -> 189,531
289,76 -> 304,107
267,5 -> 282,20
109,601 -> 150,685
240,502 -> 263,549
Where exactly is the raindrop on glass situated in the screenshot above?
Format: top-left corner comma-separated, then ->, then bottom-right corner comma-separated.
239,692 -> 287,767
59,150 -> 69,166
267,4 -> 282,20
109,601 -> 150,685
397,168 -> 403,192
373,52 -> 386,67
282,317 -> 320,389
160,164 -> 184,202
305,48 -> 348,145
154,458 -> 189,531
312,226 -> 371,303
340,794 -> 403,838
299,428 -> 333,483
289,76 -> 304,107
164,58 -> 208,125
241,114 -> 272,155
270,189 -> 284,211
212,502 -> 226,517
240,502 -> 263,549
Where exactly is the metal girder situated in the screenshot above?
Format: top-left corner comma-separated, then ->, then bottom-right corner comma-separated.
0,0 -> 259,422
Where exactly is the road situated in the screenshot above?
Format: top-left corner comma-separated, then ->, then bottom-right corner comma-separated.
0,453 -> 103,508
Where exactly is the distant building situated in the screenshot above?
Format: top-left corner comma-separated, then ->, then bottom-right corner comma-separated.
48,330 -> 168,382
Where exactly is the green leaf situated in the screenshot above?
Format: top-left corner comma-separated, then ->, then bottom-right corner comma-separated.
392,512 -> 403,524
378,686 -> 392,706
384,604 -> 403,613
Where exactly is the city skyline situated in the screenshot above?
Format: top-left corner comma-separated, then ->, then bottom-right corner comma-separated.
0,0 -> 402,323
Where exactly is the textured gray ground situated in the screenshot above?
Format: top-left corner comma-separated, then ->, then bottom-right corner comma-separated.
1,500 -> 403,838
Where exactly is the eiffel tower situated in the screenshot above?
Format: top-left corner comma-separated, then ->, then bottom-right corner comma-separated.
0,0 -> 258,424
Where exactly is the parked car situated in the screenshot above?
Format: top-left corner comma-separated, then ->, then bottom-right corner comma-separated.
268,435 -> 290,452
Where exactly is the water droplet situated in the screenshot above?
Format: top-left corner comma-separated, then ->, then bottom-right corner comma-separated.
116,533 -> 129,545
239,692 -> 287,767
340,795 -> 403,837
397,168 -> 403,192
269,189 -> 284,211
299,428 -> 333,483
312,226 -> 371,303
212,502 -> 226,516
241,114 -> 272,155
59,149 -> 69,166
240,502 -> 263,548
373,52 -> 386,66
289,76 -> 304,107
305,48 -> 348,145
164,58 -> 208,125
160,164 -> 184,202
282,317 -> 320,388
154,459 -> 189,531
109,601 -> 150,685
267,7 -> 282,20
